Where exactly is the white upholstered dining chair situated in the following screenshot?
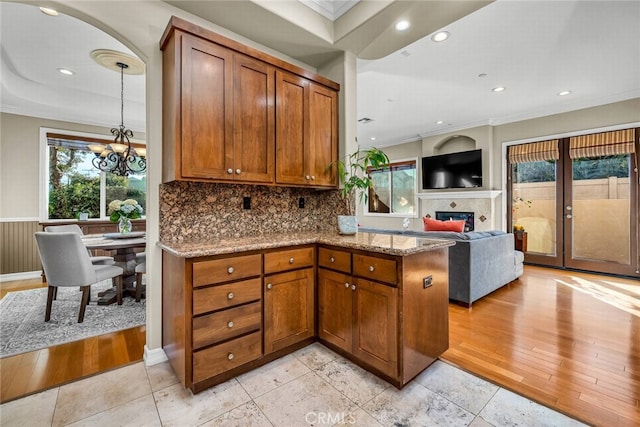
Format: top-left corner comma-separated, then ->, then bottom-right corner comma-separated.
44,224 -> 115,265
34,232 -> 124,323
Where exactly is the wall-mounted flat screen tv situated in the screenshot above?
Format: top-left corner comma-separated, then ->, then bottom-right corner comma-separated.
421,149 -> 482,189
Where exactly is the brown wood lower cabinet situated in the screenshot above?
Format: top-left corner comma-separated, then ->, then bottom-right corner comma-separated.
162,243 -> 448,392
318,245 -> 449,387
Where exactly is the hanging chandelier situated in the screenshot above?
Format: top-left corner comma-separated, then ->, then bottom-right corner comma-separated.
88,61 -> 146,176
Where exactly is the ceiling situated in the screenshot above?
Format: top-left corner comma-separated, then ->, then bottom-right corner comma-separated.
1,1 -> 639,148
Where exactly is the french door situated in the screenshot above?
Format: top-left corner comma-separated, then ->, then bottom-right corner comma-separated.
508,128 -> 639,278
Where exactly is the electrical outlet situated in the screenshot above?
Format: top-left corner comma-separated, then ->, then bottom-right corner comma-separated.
423,276 -> 433,289
243,196 -> 251,210
298,197 -> 305,208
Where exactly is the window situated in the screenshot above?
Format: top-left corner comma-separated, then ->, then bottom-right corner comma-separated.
367,159 -> 417,216
44,131 -> 146,220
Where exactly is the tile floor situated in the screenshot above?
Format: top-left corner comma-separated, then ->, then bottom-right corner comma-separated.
0,343 -> 585,426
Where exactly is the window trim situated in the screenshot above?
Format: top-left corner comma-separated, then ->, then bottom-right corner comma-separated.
39,127 -> 146,221
364,157 -> 419,218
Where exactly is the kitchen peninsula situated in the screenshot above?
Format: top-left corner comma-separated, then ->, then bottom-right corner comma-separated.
160,232 -> 453,393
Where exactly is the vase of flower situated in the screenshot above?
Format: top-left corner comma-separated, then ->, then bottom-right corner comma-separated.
108,199 -> 143,234
118,217 -> 132,234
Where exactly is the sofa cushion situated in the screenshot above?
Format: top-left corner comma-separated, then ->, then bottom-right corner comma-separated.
423,217 -> 466,232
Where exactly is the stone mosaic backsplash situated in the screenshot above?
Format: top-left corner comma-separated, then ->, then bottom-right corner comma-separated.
159,181 -> 349,242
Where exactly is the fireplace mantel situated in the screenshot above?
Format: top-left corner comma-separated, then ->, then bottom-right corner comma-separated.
418,190 -> 502,200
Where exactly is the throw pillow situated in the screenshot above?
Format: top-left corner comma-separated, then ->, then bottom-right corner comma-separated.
423,217 -> 466,232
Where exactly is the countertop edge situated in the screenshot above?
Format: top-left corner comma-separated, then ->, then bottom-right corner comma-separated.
157,232 -> 455,258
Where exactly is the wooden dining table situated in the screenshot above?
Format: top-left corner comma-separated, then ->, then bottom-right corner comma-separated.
83,233 -> 146,305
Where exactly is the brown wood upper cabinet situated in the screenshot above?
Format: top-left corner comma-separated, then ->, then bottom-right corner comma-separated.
161,18 -> 338,187
275,71 -> 337,187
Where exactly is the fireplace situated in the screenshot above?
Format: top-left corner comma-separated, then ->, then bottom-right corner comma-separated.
435,211 -> 474,231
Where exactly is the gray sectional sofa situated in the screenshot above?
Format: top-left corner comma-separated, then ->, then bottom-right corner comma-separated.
359,228 -> 524,306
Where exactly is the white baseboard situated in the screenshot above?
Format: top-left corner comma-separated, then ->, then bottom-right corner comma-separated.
144,345 -> 168,366
0,270 -> 42,282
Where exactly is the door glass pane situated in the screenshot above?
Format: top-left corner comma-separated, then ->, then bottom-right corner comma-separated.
391,164 -> 416,215
511,160 -> 557,256
571,155 -> 630,264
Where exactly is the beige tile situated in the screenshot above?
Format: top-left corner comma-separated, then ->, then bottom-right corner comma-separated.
314,357 -> 390,406
415,360 -> 499,414
200,401 -> 272,427
254,372 -> 357,427
479,388 -> 587,426
363,381 -> 475,426
469,416 -> 496,427
334,408 -> 384,427
0,388 -> 58,427
65,394 -> 161,427
292,342 -> 339,370
145,361 -> 179,392
52,362 -> 151,426
153,379 -> 250,427
236,354 -> 310,398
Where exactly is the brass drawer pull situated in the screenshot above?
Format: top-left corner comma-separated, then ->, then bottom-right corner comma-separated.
227,353 -> 234,361
351,284 -> 356,291
227,267 -> 234,274
227,321 -> 234,328
266,283 -> 273,290
289,257 -> 295,264
330,257 -> 335,263
227,168 -> 233,174
235,169 -> 241,174
227,292 -> 234,300
344,282 -> 349,288
369,266 -> 375,272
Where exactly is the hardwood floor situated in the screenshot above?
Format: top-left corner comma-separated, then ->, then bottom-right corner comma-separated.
1,267 -> 639,426
0,278 -> 145,404
442,265 -> 640,426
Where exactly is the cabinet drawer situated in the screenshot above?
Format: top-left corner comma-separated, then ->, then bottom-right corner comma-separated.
264,247 -> 314,274
193,331 -> 262,382
193,278 -> 261,315
353,254 -> 397,285
318,247 -> 351,273
193,254 -> 262,287
193,302 -> 262,349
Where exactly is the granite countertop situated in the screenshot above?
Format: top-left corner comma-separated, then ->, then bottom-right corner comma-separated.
158,231 -> 455,258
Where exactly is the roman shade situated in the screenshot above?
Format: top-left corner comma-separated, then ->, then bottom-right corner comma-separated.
508,140 -> 559,163
569,129 -> 636,159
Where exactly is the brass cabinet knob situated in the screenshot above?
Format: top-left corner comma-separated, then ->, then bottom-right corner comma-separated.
306,175 -> 311,180
344,283 -> 350,288
227,353 -> 234,360
311,175 -> 315,180
227,266 -> 234,274
369,266 -> 375,272
351,284 -> 356,291
330,257 -> 335,263
236,169 -> 241,174
227,321 -> 234,328
227,168 -> 233,174
289,257 -> 295,264
227,292 -> 234,300
267,283 -> 273,290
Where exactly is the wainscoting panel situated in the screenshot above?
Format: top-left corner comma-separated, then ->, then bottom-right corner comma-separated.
0,220 -> 41,274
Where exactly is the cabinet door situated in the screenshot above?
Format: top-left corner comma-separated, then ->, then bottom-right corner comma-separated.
264,268 -> 315,354
233,55 -> 275,183
317,268 -> 352,352
181,34 -> 233,180
352,277 -> 398,378
275,71 -> 309,185
308,82 -> 337,187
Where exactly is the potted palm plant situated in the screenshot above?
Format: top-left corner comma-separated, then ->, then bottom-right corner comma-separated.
328,145 -> 390,234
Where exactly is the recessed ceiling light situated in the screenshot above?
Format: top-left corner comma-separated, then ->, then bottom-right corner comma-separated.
395,20 -> 410,31
435,120 -> 444,125
492,86 -> 505,92
57,68 -> 75,76
370,137 -> 376,141
39,7 -> 59,16
557,90 -> 572,96
431,31 -> 449,42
